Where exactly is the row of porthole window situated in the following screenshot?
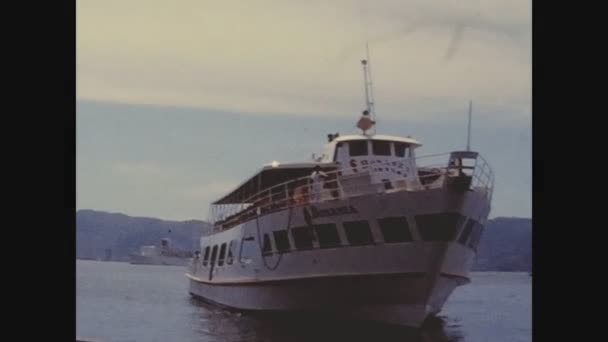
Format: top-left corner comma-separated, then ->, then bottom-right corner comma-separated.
198,213 -> 484,267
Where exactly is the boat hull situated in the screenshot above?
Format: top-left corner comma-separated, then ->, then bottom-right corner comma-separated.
188,271 -> 466,327
188,186 -> 490,327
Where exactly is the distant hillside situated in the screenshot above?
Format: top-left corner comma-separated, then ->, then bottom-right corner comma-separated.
473,217 -> 532,271
76,210 -> 212,261
76,210 -> 531,270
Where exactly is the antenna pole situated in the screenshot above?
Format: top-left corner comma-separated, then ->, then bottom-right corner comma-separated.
466,100 -> 472,151
360,43 -> 377,134
366,43 -> 376,122
361,60 -> 370,113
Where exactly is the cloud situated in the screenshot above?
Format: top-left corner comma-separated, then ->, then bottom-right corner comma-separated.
77,0 -> 530,122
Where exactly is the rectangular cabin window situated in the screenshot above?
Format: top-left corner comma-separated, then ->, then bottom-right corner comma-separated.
349,141 -> 368,156
202,246 -> 210,266
239,237 -> 256,264
415,213 -> 465,242
262,234 -> 273,255
210,245 -> 218,265
227,240 -> 236,265
378,217 -> 413,243
394,142 -> 410,157
218,243 -> 227,266
343,220 -> 374,246
314,223 -> 341,248
372,140 -> 391,156
334,142 -> 344,161
292,226 -> 315,250
273,230 -> 291,253
458,219 -> 476,245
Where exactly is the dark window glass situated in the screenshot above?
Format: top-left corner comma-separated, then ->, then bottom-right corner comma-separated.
273,230 -> 291,253
378,217 -> 413,243
349,141 -> 368,156
292,226 -> 315,250
394,142 -> 410,157
227,240 -> 235,265
415,213 -> 465,241
372,140 -> 391,156
239,237 -> 257,263
314,223 -> 341,248
202,246 -> 210,266
210,245 -> 218,265
343,220 -> 374,246
262,234 -> 272,255
458,219 -> 476,245
218,243 -> 227,266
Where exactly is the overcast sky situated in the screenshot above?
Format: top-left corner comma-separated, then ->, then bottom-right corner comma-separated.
77,0 -> 531,220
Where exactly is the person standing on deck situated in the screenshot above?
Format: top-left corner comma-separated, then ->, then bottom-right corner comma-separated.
310,165 -> 328,202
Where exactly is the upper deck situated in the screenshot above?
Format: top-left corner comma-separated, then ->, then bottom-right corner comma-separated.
207,149 -> 494,233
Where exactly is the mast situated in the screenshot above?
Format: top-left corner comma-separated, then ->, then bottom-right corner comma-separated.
361,43 -> 377,134
466,100 -> 472,151
361,60 -> 371,113
366,43 -> 376,122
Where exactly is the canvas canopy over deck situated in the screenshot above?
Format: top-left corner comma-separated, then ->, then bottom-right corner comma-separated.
209,162 -> 339,227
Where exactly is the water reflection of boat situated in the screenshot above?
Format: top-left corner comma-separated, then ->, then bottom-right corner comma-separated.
190,297 -> 457,342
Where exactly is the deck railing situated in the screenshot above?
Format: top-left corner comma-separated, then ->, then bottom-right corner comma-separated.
208,153 -> 494,231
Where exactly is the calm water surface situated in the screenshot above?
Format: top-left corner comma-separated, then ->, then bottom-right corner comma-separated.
76,260 -> 531,342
